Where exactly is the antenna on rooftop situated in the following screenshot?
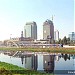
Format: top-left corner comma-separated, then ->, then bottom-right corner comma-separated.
52,15 -> 53,21
51,15 -> 55,22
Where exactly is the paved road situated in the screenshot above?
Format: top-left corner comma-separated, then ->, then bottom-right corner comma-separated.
63,45 -> 75,48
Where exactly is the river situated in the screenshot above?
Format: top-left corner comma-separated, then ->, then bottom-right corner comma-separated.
0,51 -> 75,75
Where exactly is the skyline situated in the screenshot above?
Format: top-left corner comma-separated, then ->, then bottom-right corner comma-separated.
0,0 -> 74,41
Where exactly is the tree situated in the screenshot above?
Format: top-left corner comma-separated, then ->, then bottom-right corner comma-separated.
67,37 -> 70,44
58,38 -> 63,44
63,36 -> 67,45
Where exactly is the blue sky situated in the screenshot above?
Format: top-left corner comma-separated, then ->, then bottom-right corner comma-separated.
0,0 -> 74,40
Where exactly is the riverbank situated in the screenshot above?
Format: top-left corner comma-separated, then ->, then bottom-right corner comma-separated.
0,47 -> 74,54
0,62 -> 53,75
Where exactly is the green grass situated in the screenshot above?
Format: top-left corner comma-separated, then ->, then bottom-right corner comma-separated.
0,62 -> 53,75
0,47 -> 74,54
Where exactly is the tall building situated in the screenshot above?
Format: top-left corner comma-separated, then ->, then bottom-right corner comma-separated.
24,21 -> 37,39
69,32 -> 75,41
43,19 -> 54,41
54,30 -> 59,41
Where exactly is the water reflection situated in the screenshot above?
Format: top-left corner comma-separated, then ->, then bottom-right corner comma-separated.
61,54 -> 70,61
43,55 -> 54,73
21,55 -> 24,64
20,54 -> 38,70
0,51 -> 75,74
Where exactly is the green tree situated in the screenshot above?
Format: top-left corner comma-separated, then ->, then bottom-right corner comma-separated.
63,36 -> 67,45
58,38 -> 63,44
67,37 -> 70,44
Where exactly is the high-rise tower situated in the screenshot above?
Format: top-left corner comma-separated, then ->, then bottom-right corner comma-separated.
24,21 -> 37,40
69,32 -> 75,41
43,19 -> 54,41
54,30 -> 59,41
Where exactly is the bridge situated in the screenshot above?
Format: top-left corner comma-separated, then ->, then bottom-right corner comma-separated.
5,40 -> 19,47
4,40 -> 63,48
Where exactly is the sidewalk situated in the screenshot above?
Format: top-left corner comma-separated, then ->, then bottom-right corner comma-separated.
63,45 -> 75,48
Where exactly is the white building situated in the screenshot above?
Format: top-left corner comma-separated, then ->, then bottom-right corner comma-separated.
54,30 -> 59,41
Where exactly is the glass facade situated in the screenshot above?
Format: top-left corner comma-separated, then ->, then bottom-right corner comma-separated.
24,21 -> 37,39
25,25 -> 32,38
69,32 -> 75,41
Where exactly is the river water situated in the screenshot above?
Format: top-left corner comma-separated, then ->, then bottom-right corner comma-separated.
0,51 -> 75,75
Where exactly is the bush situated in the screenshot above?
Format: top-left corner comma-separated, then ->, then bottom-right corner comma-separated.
0,68 -> 12,75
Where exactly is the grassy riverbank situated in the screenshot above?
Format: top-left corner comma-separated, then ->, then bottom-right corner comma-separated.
0,62 -> 53,75
0,47 -> 74,54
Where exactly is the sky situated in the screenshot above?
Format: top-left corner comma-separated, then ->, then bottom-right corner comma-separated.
0,0 -> 74,41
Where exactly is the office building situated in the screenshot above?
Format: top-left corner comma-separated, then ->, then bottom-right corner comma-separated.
54,30 -> 59,41
43,19 -> 54,41
24,21 -> 37,39
69,32 -> 75,41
